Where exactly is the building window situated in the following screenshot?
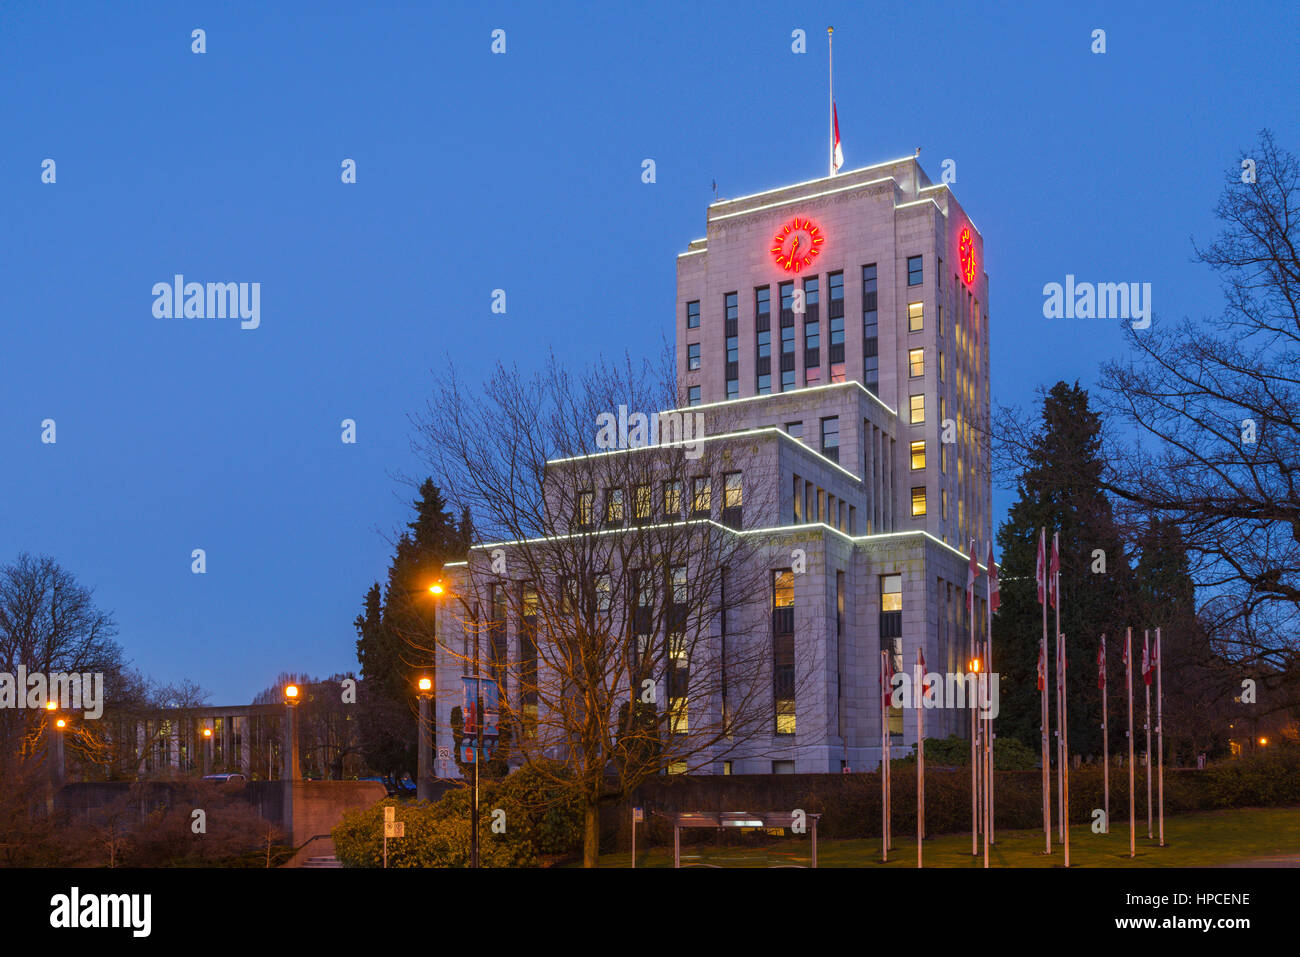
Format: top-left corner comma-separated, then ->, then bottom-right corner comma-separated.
908,255 -> 923,286
939,351 -> 945,382
911,440 -> 926,470
820,416 -> 839,463
722,471 -> 743,528
723,760 -> 733,775
595,572 -> 612,612
633,484 -> 651,521
912,486 -> 927,517
726,379 -> 739,399
663,480 -> 683,518
786,420 -> 803,439
830,362 -> 845,383
686,300 -> 700,329
909,301 -> 924,332
909,347 -> 925,378
757,372 -> 771,394
687,385 -> 701,406
604,488 -> 624,525
805,319 -> 820,350
691,476 -> 711,517
577,490 -> 594,528
687,342 -> 700,370
671,564 -> 688,605
757,327 -> 770,359
910,394 -> 925,424
725,291 -> 738,398
756,286 -> 770,321
725,292 -> 738,321
772,569 -> 795,736
828,270 -> 844,305
793,476 -> 802,522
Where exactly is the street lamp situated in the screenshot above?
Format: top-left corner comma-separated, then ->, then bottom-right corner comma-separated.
416,676 -> 434,802
429,578 -> 483,868
283,684 -> 301,781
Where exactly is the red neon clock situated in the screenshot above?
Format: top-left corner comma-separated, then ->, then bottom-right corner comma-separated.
958,226 -> 976,286
770,217 -> 825,273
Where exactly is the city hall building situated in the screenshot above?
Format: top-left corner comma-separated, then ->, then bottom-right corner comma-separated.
434,155 -> 992,774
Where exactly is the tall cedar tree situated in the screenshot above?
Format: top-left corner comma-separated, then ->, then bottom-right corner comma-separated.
354,481 -> 469,784
993,382 -> 1140,758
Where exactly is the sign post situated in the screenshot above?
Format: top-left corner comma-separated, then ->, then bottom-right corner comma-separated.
382,806 -> 404,868
632,807 -> 643,868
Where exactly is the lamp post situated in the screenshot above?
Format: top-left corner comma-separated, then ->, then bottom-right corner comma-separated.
417,676 -> 434,802
283,684 -> 301,781
430,580 -> 482,869
202,726 -> 213,775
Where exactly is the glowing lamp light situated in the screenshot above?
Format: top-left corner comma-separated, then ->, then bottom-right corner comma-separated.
968,657 -> 982,673
55,718 -> 67,728
1259,737 -> 1268,746
203,728 -> 213,738
428,583 -> 445,596
958,225 -> 976,286
45,700 -> 57,711
284,684 -> 299,700
418,677 -> 432,692
770,216 -> 825,273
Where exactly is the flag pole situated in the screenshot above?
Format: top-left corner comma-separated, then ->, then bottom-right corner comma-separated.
1102,635 -> 1109,834
1145,629 -> 1153,840
1054,534 -> 1062,843
827,27 -> 834,177
983,640 -> 990,869
985,566 -> 995,846
1061,631 -> 1070,867
1127,626 -> 1135,858
1039,529 -> 1050,856
917,651 -> 924,869
1157,627 -> 1165,847
881,649 -> 888,862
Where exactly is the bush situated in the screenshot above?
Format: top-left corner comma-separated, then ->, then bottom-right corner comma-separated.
892,734 -> 1041,770
332,760 -> 583,867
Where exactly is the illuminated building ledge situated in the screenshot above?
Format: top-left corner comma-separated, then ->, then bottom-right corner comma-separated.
667,378 -> 898,420
546,426 -> 864,485
442,523 -> 984,570
705,156 -> 921,209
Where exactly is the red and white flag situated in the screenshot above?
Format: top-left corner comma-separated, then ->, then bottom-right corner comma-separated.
986,542 -> 1000,613
1037,642 -> 1046,691
919,648 -> 932,696
966,540 -> 979,614
1142,633 -> 1154,686
1049,532 -> 1061,610
1035,529 -> 1047,605
1098,635 -> 1107,690
832,103 -> 844,171
882,649 -> 895,709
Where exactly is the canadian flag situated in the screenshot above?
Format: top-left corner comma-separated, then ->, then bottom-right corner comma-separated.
1142,633 -> 1154,686
986,542 -> 1000,613
1035,529 -> 1047,605
1098,635 -> 1107,690
1037,642 -> 1046,691
1049,532 -> 1061,610
966,540 -> 979,615
832,103 -> 844,171
919,648 -> 932,696
882,649 -> 895,709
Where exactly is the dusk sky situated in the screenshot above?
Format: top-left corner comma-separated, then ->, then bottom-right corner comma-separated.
3,1 -> 1296,703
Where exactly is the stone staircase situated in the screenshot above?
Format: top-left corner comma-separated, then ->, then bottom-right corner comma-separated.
302,855 -> 341,868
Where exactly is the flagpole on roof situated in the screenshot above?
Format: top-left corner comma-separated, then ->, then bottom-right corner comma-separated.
827,27 -> 834,177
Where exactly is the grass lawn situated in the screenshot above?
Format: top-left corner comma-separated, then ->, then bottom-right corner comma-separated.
594,806 -> 1300,868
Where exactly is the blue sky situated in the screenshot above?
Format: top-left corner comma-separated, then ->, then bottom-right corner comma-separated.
2,1 -> 1296,702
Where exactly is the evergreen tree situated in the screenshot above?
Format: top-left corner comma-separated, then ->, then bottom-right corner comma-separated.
353,481 -> 470,785
994,382 -> 1139,759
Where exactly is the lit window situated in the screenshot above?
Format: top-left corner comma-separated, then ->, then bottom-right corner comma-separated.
909,347 -> 925,378
882,574 -> 902,612
634,484 -> 651,520
775,700 -> 796,735
912,486 -> 927,517
909,302 -> 924,332
910,394 -> 925,424
577,490 -> 594,527
692,476 -> 711,515
670,696 -> 688,734
723,472 -> 742,508
910,440 -> 926,470
773,570 -> 794,608
663,480 -> 683,517
604,488 -> 624,524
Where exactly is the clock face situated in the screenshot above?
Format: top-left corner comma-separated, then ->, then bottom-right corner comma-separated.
958,226 -> 976,285
771,217 -> 824,273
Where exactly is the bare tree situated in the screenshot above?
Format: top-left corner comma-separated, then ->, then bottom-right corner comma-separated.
411,352 -> 821,866
1099,130 -> 1300,666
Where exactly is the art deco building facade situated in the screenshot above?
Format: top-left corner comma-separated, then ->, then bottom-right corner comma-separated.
434,156 -> 993,774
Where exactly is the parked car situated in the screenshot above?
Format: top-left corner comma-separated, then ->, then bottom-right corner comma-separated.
201,773 -> 247,785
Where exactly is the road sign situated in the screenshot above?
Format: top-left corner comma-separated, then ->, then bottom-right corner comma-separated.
633,807 -> 644,822
384,821 -> 405,838
437,746 -> 450,761
384,806 -> 395,823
